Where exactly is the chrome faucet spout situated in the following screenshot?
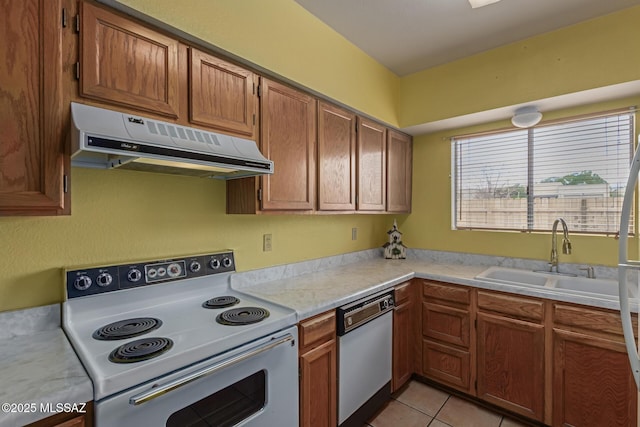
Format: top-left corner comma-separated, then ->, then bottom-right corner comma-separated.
550,218 -> 571,273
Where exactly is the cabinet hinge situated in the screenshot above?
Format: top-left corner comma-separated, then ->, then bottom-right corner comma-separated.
355,195 -> 358,204
253,114 -> 256,126
474,319 -> 477,329
63,174 -> 69,194
257,188 -> 263,201
475,380 -> 477,390
75,62 -> 80,80
257,85 -> 261,98
75,14 -> 80,33
61,8 -> 68,28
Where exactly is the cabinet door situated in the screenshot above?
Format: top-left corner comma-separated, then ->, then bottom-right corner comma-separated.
189,48 -> 257,138
393,299 -> 414,392
0,0 -> 69,215
386,129 -> 412,213
357,118 -> 386,211
422,339 -> 471,392
300,339 -> 337,427
81,2 -> 180,118
423,302 -> 470,348
553,329 -> 637,427
317,102 -> 356,211
260,79 -> 316,211
477,313 -> 545,421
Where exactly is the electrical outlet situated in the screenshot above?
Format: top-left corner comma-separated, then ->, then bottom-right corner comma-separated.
351,227 -> 357,241
263,234 -> 272,252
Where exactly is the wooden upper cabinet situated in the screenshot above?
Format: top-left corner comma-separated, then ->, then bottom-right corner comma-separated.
260,79 -> 316,211
0,0 -> 70,215
80,2 -> 180,118
386,129 -> 412,213
357,118 -> 386,211
317,102 -> 356,211
189,48 -> 257,138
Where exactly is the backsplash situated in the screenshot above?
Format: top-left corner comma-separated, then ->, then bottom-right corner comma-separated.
232,247 -> 627,290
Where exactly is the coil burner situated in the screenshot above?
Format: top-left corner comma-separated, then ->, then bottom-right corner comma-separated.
216,307 -> 270,326
202,296 -> 240,309
108,337 -> 174,363
92,318 -> 162,341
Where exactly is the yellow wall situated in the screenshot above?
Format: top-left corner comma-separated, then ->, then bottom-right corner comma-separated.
400,97 -> 640,266
117,0 -> 399,126
0,169 -> 392,311
399,5 -> 640,127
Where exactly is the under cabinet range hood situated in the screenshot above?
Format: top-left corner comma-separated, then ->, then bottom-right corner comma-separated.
70,102 -> 273,179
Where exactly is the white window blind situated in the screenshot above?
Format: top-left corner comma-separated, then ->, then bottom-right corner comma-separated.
452,111 -> 635,234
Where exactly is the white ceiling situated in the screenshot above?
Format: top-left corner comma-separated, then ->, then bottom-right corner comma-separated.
294,0 -> 640,76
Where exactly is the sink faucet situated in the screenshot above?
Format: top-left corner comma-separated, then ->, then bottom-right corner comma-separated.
549,218 -> 571,273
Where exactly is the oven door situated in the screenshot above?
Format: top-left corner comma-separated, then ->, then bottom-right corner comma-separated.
95,326 -> 298,427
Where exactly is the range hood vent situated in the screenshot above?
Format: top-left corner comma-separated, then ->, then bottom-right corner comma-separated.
70,102 -> 273,179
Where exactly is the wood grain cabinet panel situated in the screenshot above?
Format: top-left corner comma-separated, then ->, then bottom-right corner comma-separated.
393,281 -> 415,392
422,302 -> 470,348
477,312 -> 545,421
356,118 -> 386,211
553,329 -> 637,427
317,102 -> 356,211
386,129 -> 412,213
81,2 -> 180,117
422,339 -> 471,392
189,48 -> 257,138
299,312 -> 337,427
25,402 -> 93,426
0,0 -> 70,215
260,79 -> 316,211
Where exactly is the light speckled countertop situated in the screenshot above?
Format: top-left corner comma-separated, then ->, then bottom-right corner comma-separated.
233,253 -> 636,320
0,305 -> 92,427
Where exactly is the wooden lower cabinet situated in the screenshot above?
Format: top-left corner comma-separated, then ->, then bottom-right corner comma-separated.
25,402 -> 93,427
298,311 -> 337,427
422,338 -> 471,391
420,280 -> 474,394
392,281 -> 415,392
477,312 -> 545,421
552,303 -> 638,427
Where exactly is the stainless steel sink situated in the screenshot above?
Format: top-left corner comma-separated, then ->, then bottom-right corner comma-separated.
474,267 -> 552,287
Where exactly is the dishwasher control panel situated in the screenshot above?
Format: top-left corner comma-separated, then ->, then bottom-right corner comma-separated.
336,290 -> 395,335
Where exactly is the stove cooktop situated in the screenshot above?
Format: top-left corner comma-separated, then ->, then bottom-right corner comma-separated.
62,251 -> 296,401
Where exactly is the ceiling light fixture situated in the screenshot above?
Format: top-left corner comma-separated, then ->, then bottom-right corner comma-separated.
511,106 -> 543,128
468,0 -> 502,8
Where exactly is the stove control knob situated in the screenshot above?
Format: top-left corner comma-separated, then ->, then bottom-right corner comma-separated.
210,258 -> 221,270
127,268 -> 143,283
96,272 -> 113,287
189,261 -> 201,273
167,263 -> 182,278
222,257 -> 233,268
73,275 -> 92,291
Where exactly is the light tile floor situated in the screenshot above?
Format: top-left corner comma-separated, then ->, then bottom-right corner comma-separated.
365,380 -> 531,427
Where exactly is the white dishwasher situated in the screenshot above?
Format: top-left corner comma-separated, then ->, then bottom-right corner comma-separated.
336,290 -> 394,427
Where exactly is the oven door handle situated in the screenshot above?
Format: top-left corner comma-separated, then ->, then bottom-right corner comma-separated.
129,333 -> 294,406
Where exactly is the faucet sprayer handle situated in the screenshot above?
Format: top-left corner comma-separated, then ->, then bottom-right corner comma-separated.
579,266 -> 595,279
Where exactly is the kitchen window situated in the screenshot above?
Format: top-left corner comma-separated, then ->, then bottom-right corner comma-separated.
452,109 -> 635,235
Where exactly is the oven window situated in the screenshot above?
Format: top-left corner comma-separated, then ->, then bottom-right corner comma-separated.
166,370 -> 266,427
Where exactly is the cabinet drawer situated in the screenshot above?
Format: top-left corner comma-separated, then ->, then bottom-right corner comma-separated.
422,339 -> 471,392
299,311 -> 336,352
423,281 -> 470,305
553,303 -> 637,339
423,302 -> 470,348
394,281 -> 413,305
478,291 -> 544,322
